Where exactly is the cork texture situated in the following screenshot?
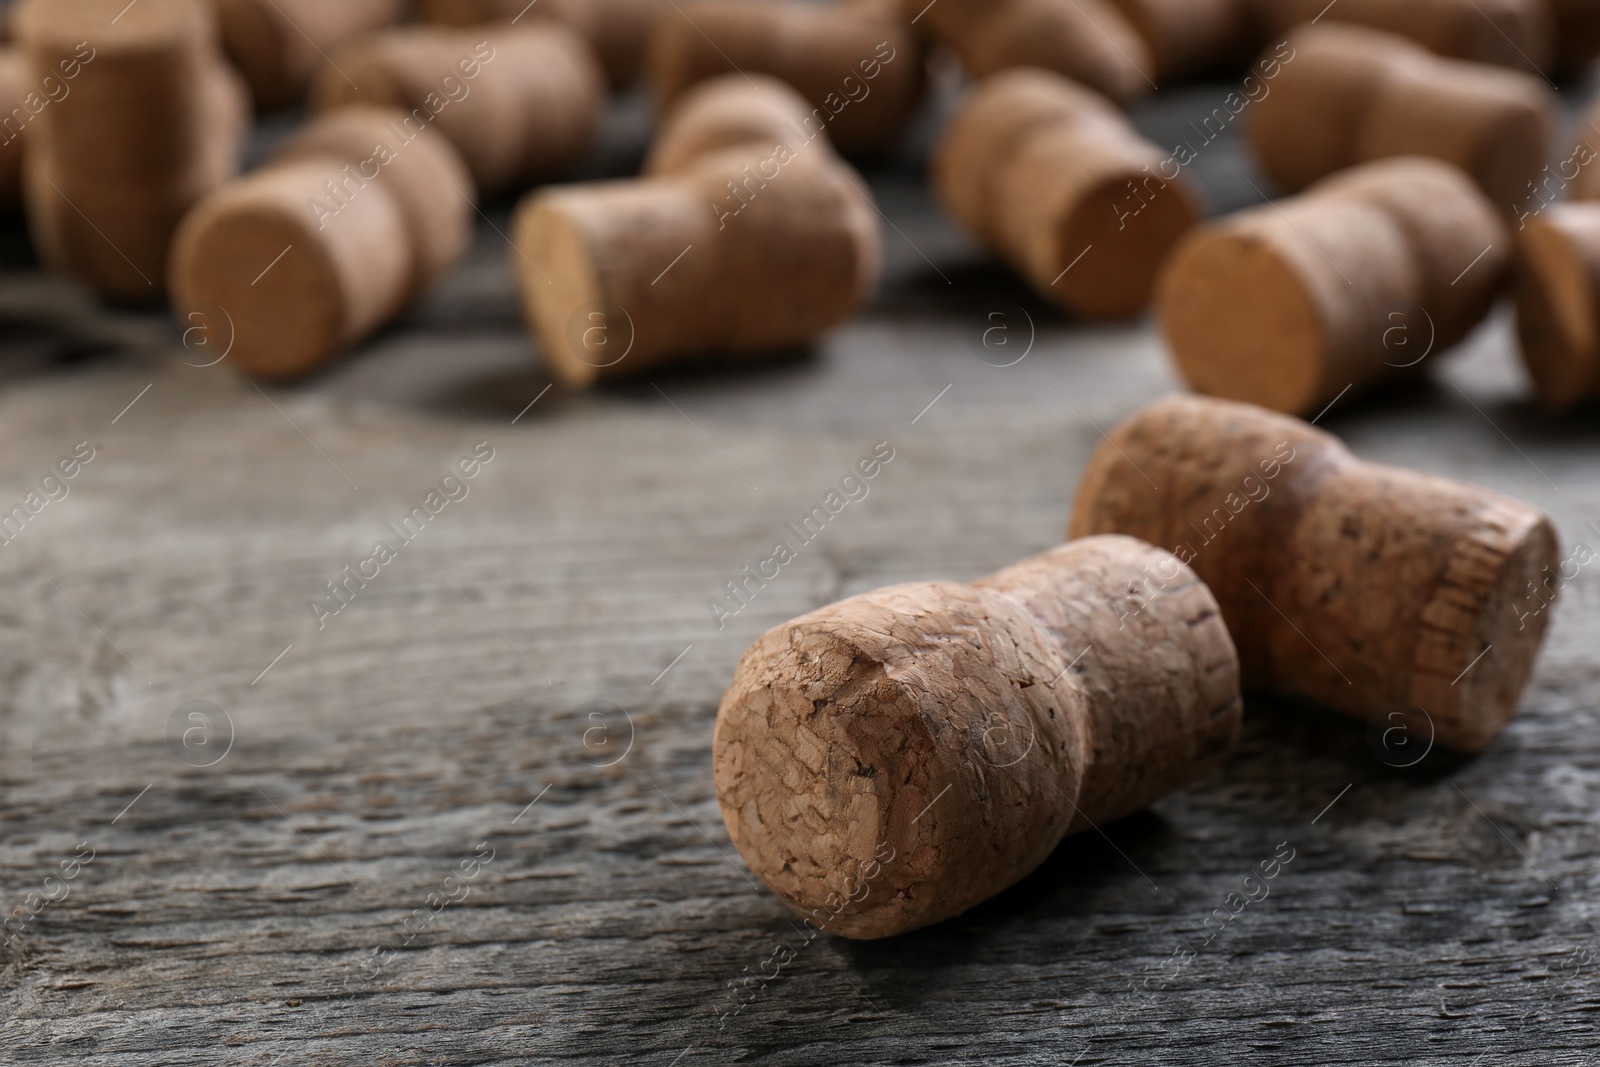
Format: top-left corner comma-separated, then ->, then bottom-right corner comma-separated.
1069,395 -> 1560,753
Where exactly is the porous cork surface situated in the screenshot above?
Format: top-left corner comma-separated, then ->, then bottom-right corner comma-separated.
714,536 -> 1241,939
1070,395 -> 1561,753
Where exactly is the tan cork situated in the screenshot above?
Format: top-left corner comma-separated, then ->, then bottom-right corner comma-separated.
1512,203 -> 1600,409
648,0 -> 924,154
911,0 -> 1153,105
512,75 -> 880,388
1255,0 -> 1553,73
1108,0 -> 1263,83
1249,24 -> 1554,216
934,69 -> 1202,319
0,50 -> 24,207
1158,157 -> 1508,416
169,107 -> 474,380
209,0 -> 399,109
313,23 -> 604,195
417,0 -> 665,88
14,0 -> 247,300
714,535 -> 1241,939
1070,395 -> 1560,754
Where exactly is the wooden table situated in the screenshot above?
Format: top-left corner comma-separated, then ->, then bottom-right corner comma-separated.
2,79 -> 1598,1066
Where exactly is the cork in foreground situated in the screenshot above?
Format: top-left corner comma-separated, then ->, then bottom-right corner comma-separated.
1247,23 -> 1554,215
512,74 -> 881,389
1070,396 -> 1560,753
935,69 -> 1202,320
715,536 -> 1242,939
1158,157 -> 1508,416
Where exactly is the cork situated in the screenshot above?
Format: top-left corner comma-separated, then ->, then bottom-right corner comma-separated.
1159,158 -> 1507,416
911,0 -> 1154,105
417,0 -> 665,88
15,0 -> 247,300
169,107 -> 474,380
1248,24 -> 1555,215
1070,395 -> 1560,754
1512,203 -> 1600,409
1108,0 -> 1263,83
645,72 -> 841,176
648,0 -> 924,154
512,76 -> 880,388
0,50 -> 25,208
1255,0 -> 1554,73
312,23 -> 605,195
209,0 -> 400,109
714,535 -> 1241,939
934,69 -> 1202,319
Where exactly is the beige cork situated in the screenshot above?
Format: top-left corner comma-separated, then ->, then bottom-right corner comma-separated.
1070,395 -> 1560,754
209,0 -> 399,109
912,0 -> 1153,105
512,77 -> 879,388
1107,0 -> 1262,83
714,535 -> 1241,939
648,0 -> 924,154
935,69 -> 1201,319
313,24 -> 604,195
1249,25 -> 1553,215
1256,0 -> 1553,73
15,0 -> 247,300
417,0 -> 665,87
1159,157 -> 1508,416
1512,203 -> 1600,409
646,73 -> 838,176
0,50 -> 24,207
169,108 -> 473,380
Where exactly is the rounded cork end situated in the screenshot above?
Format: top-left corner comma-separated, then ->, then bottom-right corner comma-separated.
1159,227 -> 1327,415
1058,170 -> 1201,319
1515,210 -> 1600,410
511,195 -> 612,390
715,581 -> 1089,940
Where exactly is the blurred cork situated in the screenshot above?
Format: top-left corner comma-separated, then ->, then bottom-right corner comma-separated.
1071,395 -> 1559,754
1108,0 -> 1264,83
0,49 -> 25,207
649,0 -> 924,154
1159,157 -> 1508,416
1513,203 -> 1600,409
169,107 -> 474,380
1249,24 -> 1555,215
417,0 -> 666,88
935,69 -> 1202,319
910,0 -> 1154,105
715,535 -> 1241,939
15,0 -> 247,300
313,23 -> 605,195
512,74 -> 880,388
1254,0 -> 1554,74
208,0 -> 400,109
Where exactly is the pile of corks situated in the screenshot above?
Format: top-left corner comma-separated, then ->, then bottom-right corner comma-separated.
2,0 -> 1597,937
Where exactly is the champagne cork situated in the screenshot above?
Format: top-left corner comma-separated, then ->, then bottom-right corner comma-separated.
911,0 -> 1153,105
715,536 -> 1242,939
648,0 -> 924,154
417,0 -> 665,88
934,69 -> 1202,319
1108,0 -> 1263,83
1158,157 -> 1508,416
1255,0 -> 1554,73
1071,395 -> 1559,754
169,107 -> 474,380
15,0 -> 247,300
209,0 -> 400,109
512,75 -> 880,388
0,49 -> 25,207
1249,24 -> 1555,215
1512,203 -> 1600,409
313,23 -> 605,195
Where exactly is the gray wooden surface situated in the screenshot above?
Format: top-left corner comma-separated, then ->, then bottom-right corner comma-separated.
3,73 -> 1600,1066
